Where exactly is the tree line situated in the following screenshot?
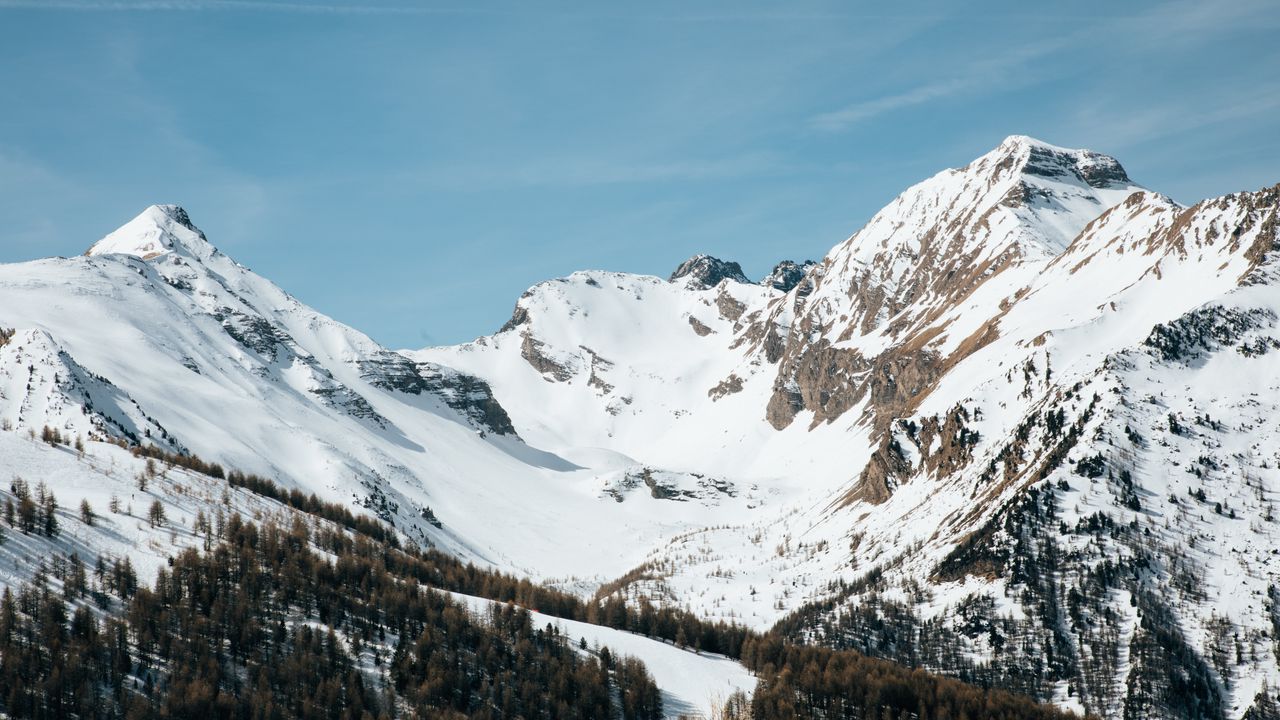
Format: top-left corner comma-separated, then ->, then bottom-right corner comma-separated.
0,514 -> 662,719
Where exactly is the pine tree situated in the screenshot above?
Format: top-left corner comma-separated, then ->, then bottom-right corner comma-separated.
42,491 -> 58,537
17,494 -> 36,534
80,499 -> 95,526
148,500 -> 165,528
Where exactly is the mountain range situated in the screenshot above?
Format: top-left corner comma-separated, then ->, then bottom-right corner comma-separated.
3,135 -> 1279,719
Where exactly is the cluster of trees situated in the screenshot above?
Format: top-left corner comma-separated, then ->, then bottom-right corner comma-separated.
37,425 -> 86,455
124,443 -> 226,481
774,462 -> 1245,720
123,443 -> 396,546
4,478 -> 59,538
222,469 -> 396,545
156,440 -> 746,658
378,541 -> 751,658
0,515 -> 662,719
737,635 -> 1084,720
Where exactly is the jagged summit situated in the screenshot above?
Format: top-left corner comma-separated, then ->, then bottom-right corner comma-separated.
760,259 -> 815,292
980,134 -> 1133,190
87,204 -> 218,261
813,135 -> 1145,300
669,254 -> 750,289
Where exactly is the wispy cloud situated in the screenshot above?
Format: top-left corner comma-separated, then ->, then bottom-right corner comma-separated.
810,77 -> 972,131
294,151 -> 801,194
1064,83 -> 1280,153
809,0 -> 1279,133
809,39 -> 1066,132
1128,0 -> 1280,38
0,2 -> 953,20
0,0 -> 483,13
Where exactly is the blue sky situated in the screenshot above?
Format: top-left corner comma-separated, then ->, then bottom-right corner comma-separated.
1,0 -> 1277,347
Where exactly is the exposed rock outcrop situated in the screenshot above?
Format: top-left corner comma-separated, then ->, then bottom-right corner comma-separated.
669,254 -> 750,289
760,260 -> 816,292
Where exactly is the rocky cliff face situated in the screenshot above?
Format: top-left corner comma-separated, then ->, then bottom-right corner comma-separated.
753,136 -> 1144,432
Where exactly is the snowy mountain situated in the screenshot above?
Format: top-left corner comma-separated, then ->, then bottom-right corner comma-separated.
2,136 -> 1279,718
420,137 -> 1280,719
0,204 -> 785,590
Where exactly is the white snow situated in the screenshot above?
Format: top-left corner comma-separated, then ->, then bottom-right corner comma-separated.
448,591 -> 756,719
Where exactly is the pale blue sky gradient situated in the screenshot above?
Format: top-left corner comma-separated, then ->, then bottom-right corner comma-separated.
1,0 -> 1277,346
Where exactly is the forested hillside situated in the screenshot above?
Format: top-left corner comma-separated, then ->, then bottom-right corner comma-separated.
0,436 -> 1082,720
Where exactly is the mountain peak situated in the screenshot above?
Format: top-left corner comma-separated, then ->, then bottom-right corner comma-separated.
669,254 -> 750,289
997,133 -> 1065,151
87,204 -> 218,261
977,135 -> 1132,190
761,260 -> 816,292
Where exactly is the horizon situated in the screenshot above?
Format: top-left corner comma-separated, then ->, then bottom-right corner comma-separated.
1,0 -> 1278,347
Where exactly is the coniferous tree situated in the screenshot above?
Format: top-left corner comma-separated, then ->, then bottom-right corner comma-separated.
147,500 -> 165,528
16,494 -> 36,534
41,491 -> 57,537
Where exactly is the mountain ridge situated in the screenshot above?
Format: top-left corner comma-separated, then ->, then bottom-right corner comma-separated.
3,135 -> 1280,719
418,136 -> 1280,719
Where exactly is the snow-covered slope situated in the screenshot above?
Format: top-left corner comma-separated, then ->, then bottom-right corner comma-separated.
448,591 -> 754,718
0,205 -> 791,586
0,429 -> 285,592
421,139 -> 1280,719
0,427 -> 758,718
415,267 -> 855,485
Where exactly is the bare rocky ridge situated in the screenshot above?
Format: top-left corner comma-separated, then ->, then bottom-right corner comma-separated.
358,351 -> 515,435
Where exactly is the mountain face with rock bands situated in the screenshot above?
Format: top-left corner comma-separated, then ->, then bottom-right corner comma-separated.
3,136 -> 1280,719
420,136 -> 1280,720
